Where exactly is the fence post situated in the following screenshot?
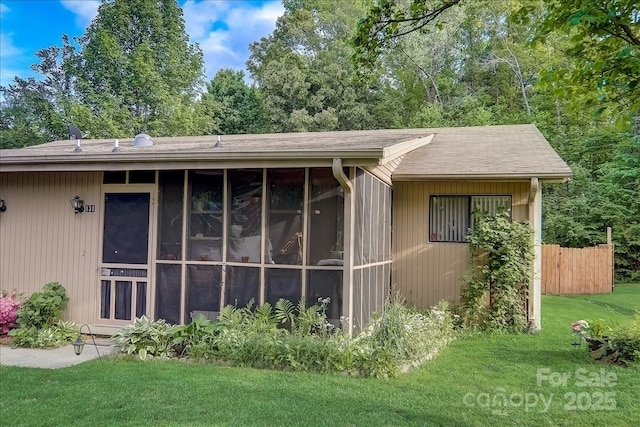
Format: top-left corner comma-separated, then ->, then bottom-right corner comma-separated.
607,226 -> 614,292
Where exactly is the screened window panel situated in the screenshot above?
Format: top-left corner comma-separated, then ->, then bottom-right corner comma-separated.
103,171 -> 126,184
100,280 -> 111,319
265,269 -> 302,306
268,169 -> 304,265
354,169 -> 392,265
186,265 -> 222,323
158,171 -> 184,260
306,270 -> 342,320
308,168 -> 344,265
128,170 -> 156,184
136,282 -> 147,318
189,170 -> 224,262
226,266 -> 260,308
228,170 -> 263,263
156,264 -> 182,324
103,193 -> 150,264
114,281 -> 132,320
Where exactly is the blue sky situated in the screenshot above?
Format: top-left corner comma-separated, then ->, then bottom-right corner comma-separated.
0,0 -> 284,87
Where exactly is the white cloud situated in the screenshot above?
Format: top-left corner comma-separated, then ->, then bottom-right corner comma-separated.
182,0 -> 284,80
182,0 -> 229,39
60,0 -> 100,27
0,32 -> 21,58
0,3 -> 9,14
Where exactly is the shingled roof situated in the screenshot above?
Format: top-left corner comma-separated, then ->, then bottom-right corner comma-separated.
0,124 -> 571,180
392,124 -> 571,181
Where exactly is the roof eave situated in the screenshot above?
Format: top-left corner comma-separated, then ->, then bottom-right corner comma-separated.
392,172 -> 572,182
380,134 -> 433,164
0,149 -> 385,172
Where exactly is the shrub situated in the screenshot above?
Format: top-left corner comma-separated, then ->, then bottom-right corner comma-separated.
11,320 -> 78,348
9,282 -> 73,348
0,290 -> 22,334
172,314 -> 221,359
112,316 -> 177,360
587,314 -> 640,366
15,282 -> 68,330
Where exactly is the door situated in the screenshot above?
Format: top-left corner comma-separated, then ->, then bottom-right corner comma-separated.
99,192 -> 152,325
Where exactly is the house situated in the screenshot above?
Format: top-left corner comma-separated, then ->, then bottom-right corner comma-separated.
0,124 -> 571,334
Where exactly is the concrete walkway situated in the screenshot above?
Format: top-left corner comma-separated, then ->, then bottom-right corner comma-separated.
0,339 -> 119,369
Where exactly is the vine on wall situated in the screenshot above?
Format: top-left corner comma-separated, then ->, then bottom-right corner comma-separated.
461,212 -> 534,333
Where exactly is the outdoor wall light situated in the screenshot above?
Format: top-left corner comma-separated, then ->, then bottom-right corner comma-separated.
0,199 -> 6,212
72,324 -> 102,360
70,196 -> 84,214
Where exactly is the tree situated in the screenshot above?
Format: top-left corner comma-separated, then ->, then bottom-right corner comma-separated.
205,69 -> 267,134
0,41 -> 77,148
353,0 -> 639,123
1,0 -> 207,145
248,0 -> 385,132
524,0 -> 640,121
352,0 -> 462,74
72,0 -> 205,137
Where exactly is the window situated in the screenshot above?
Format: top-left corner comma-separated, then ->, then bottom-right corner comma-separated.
429,195 -> 511,242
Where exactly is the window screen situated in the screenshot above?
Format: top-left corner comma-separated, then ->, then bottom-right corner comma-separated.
429,195 -> 511,242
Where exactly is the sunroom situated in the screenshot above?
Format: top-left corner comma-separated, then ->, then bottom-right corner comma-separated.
0,129 -> 432,334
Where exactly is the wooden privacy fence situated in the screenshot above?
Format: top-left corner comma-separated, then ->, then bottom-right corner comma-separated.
542,241 -> 614,295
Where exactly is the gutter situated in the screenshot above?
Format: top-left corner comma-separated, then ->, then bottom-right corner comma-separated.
332,158 -> 354,336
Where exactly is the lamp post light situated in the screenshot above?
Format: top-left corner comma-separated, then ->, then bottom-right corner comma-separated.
72,324 -> 102,361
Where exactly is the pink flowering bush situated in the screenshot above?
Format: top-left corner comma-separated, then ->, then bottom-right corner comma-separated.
0,290 -> 23,334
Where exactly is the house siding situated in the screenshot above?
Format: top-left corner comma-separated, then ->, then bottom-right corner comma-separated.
392,181 -> 530,308
363,155 -> 404,185
0,171 -> 102,324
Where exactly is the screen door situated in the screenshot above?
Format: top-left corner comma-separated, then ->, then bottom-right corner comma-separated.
99,192 -> 152,323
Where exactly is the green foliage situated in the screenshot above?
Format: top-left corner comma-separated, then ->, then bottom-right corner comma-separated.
8,282 -> 74,348
248,0 -> 387,132
543,132 -> 640,280
352,0 -> 462,74
10,320 -> 77,349
116,298 -> 455,378
526,0 -> 640,119
172,314 -> 221,359
205,69 -> 267,134
112,316 -> 177,360
586,314 -> 640,366
1,0 -> 207,146
275,298 -> 333,337
353,300 -> 456,377
461,212 -> 534,333
13,282 -> 68,331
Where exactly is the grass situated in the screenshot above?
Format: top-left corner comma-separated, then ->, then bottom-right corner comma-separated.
1,284 -> 638,426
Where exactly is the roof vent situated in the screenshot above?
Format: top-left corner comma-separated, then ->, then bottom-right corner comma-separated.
133,133 -> 153,147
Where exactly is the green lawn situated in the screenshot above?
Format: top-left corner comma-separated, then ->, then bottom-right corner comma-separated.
1,284 -> 638,427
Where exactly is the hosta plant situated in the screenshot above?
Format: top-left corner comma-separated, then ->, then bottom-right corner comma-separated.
113,316 -> 177,360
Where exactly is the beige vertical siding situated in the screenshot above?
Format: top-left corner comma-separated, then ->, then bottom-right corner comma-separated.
392,181 -> 530,308
0,172 -> 102,324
